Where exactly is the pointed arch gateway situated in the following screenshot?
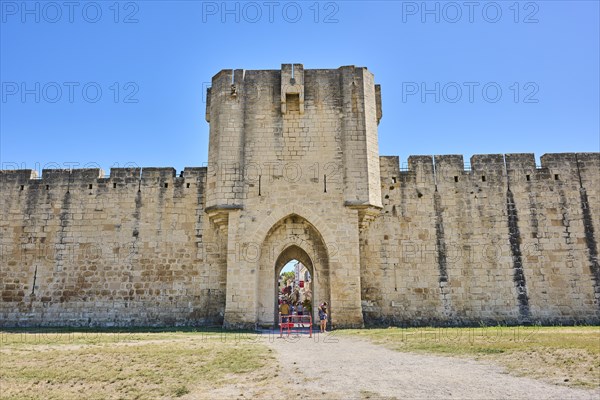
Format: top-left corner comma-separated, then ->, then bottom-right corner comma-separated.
256,214 -> 330,327
273,246 -> 314,326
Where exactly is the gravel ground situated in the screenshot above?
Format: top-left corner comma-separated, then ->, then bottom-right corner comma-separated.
255,332 -> 599,400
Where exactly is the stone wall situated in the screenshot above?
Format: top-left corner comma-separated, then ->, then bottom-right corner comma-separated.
1,64 -> 598,328
0,167 -> 226,327
360,153 -> 600,326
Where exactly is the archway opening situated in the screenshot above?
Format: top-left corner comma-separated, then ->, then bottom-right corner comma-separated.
274,246 -> 315,327
257,214 -> 329,328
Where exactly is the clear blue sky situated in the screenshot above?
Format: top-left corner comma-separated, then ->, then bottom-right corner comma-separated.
1,1 -> 598,174
281,261 -> 296,274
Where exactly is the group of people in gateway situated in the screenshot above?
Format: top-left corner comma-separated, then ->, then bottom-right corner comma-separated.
279,300 -> 328,333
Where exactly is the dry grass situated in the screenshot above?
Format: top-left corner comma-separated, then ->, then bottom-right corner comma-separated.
0,329 -> 274,400
3,326 -> 598,398
340,325 -> 600,389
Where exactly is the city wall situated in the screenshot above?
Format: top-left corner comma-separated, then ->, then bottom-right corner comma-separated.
1,153 -> 598,327
1,63 -> 598,327
361,152 -> 600,325
0,167 -> 226,327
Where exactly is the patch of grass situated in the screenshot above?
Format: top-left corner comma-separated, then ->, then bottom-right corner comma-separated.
340,326 -> 600,389
174,385 -> 190,397
0,327 -> 245,347
0,331 -> 274,400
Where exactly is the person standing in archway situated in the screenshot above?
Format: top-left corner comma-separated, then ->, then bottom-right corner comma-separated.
296,302 -> 304,316
296,302 -> 304,327
318,302 -> 328,333
280,300 -> 290,323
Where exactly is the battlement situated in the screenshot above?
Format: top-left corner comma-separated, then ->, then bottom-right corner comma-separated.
0,169 -> 38,183
380,153 -> 600,185
0,167 -> 207,190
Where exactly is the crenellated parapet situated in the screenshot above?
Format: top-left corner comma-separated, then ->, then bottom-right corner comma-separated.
0,167 -> 207,192
383,153 -> 599,188
0,169 -> 38,184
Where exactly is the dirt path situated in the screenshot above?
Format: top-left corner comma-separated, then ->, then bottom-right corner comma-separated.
256,332 -> 599,400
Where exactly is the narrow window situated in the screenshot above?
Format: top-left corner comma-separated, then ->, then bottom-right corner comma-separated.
164,183 -> 168,188
324,175 -> 327,193
258,175 -> 262,196
45,185 -> 49,190
454,176 -> 459,182
88,184 -> 93,189
481,176 -> 486,182
113,183 -> 117,188
186,183 -> 190,188
20,185 -> 24,191
526,175 -> 530,181
554,174 -> 559,180
392,177 -> 397,183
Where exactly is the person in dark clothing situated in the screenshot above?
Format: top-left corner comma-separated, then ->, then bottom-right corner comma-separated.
318,302 -> 328,333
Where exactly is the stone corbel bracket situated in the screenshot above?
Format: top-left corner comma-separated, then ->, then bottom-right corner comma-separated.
205,205 -> 243,235
344,202 -> 382,232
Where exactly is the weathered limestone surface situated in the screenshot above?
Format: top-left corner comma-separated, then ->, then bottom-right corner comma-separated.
0,167 -> 225,327
362,152 -> 600,326
1,64 -> 598,328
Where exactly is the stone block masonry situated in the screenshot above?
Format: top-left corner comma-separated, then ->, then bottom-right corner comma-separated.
0,167 -> 225,327
1,64 -> 598,328
366,153 -> 600,326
